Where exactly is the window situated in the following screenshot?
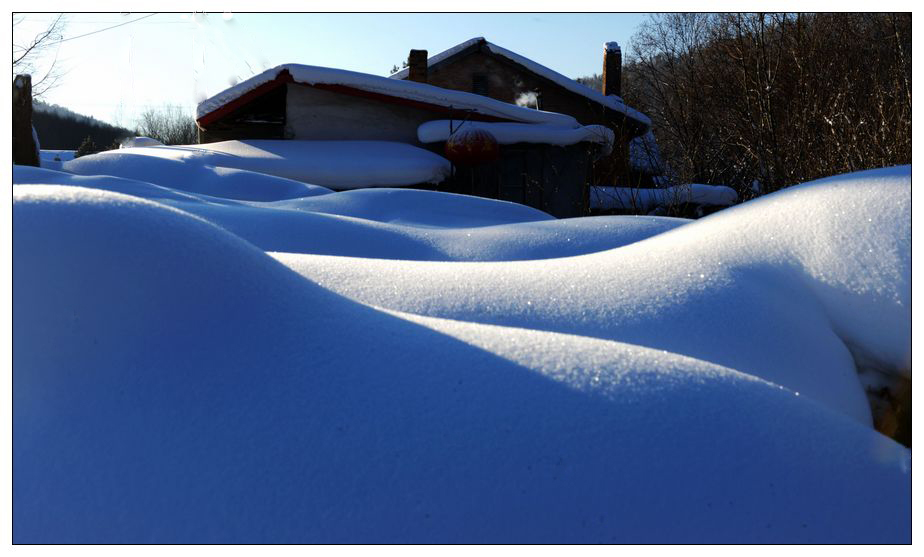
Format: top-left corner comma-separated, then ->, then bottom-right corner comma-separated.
472,73 -> 489,96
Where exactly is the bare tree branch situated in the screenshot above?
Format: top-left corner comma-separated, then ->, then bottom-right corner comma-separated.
12,14 -> 67,99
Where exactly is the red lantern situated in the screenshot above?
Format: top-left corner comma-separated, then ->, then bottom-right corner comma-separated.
444,127 -> 500,166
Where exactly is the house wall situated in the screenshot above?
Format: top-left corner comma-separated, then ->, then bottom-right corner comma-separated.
285,84 -> 441,144
448,142 -> 595,218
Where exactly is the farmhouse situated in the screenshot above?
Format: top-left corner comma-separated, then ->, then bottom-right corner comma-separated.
195,63 -> 615,217
389,37 -> 651,185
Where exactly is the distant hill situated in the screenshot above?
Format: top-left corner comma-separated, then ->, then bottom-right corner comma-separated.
32,102 -> 135,150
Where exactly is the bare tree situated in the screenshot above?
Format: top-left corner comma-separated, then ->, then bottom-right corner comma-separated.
13,14 -> 67,99
625,13 -> 911,197
135,105 -> 198,145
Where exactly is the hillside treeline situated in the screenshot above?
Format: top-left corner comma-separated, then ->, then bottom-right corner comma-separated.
616,13 -> 911,196
32,102 -> 135,150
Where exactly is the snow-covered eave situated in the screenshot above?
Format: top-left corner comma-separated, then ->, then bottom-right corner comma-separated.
389,37 -> 651,132
418,120 -> 614,152
197,63 -> 580,129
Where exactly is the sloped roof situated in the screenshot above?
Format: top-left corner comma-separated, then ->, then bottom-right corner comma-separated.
390,37 -> 651,131
196,63 -> 580,129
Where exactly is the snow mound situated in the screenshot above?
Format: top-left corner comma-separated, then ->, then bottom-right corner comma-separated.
12,185 -> 910,542
120,136 -> 163,148
38,149 -> 76,171
274,167 -> 911,424
61,148 -> 328,201
64,140 -> 451,191
15,166 -> 685,261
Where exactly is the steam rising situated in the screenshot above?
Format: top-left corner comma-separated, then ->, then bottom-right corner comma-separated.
515,91 -> 540,109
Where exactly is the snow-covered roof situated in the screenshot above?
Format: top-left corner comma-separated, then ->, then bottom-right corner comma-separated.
418,120 -> 614,150
389,37 -> 650,131
197,63 -> 579,128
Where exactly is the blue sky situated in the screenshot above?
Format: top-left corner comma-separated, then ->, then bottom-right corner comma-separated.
14,12 -> 650,129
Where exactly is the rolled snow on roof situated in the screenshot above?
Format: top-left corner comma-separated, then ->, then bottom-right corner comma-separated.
418,120 -> 614,149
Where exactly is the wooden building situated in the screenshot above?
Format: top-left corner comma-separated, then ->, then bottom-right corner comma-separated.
195,64 -> 613,217
389,37 -> 651,185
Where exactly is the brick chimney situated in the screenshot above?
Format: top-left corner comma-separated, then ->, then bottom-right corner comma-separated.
407,49 -> 428,83
602,41 -> 622,97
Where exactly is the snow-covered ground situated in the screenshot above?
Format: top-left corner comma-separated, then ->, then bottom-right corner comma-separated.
38,149 -> 75,171
12,150 -> 911,542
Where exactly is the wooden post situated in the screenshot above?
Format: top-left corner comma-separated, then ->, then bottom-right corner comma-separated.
13,75 -> 40,167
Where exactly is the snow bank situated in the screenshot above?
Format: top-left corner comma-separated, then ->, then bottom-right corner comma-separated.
197,63 -> 579,128
120,136 -> 163,148
274,167 -> 911,425
390,37 -> 650,130
590,184 -> 739,211
63,140 -> 451,191
39,149 -> 76,171
15,166 -> 685,261
39,149 -> 76,162
418,120 -> 614,149
12,184 -> 911,542
61,148 -> 328,201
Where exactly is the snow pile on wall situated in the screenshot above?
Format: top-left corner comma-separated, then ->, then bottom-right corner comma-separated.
197,63 -> 579,128
418,120 -> 614,149
63,140 -> 452,191
590,184 -> 738,211
390,37 -> 650,130
12,164 -> 911,542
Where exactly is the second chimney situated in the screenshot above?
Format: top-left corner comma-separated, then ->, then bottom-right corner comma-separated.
602,41 -> 622,97
408,49 -> 428,83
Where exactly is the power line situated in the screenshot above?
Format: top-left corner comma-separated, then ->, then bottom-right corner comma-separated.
45,13 -> 159,45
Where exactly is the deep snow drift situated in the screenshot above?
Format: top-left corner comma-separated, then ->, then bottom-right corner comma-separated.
12,160 -> 911,543
63,140 -> 453,191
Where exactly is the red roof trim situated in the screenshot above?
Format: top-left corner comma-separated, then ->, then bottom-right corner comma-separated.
197,70 -> 513,129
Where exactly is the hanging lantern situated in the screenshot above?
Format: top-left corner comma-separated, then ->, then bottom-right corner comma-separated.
444,127 -> 500,166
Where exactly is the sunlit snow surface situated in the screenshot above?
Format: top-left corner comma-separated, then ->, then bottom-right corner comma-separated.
12,160 -> 911,543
